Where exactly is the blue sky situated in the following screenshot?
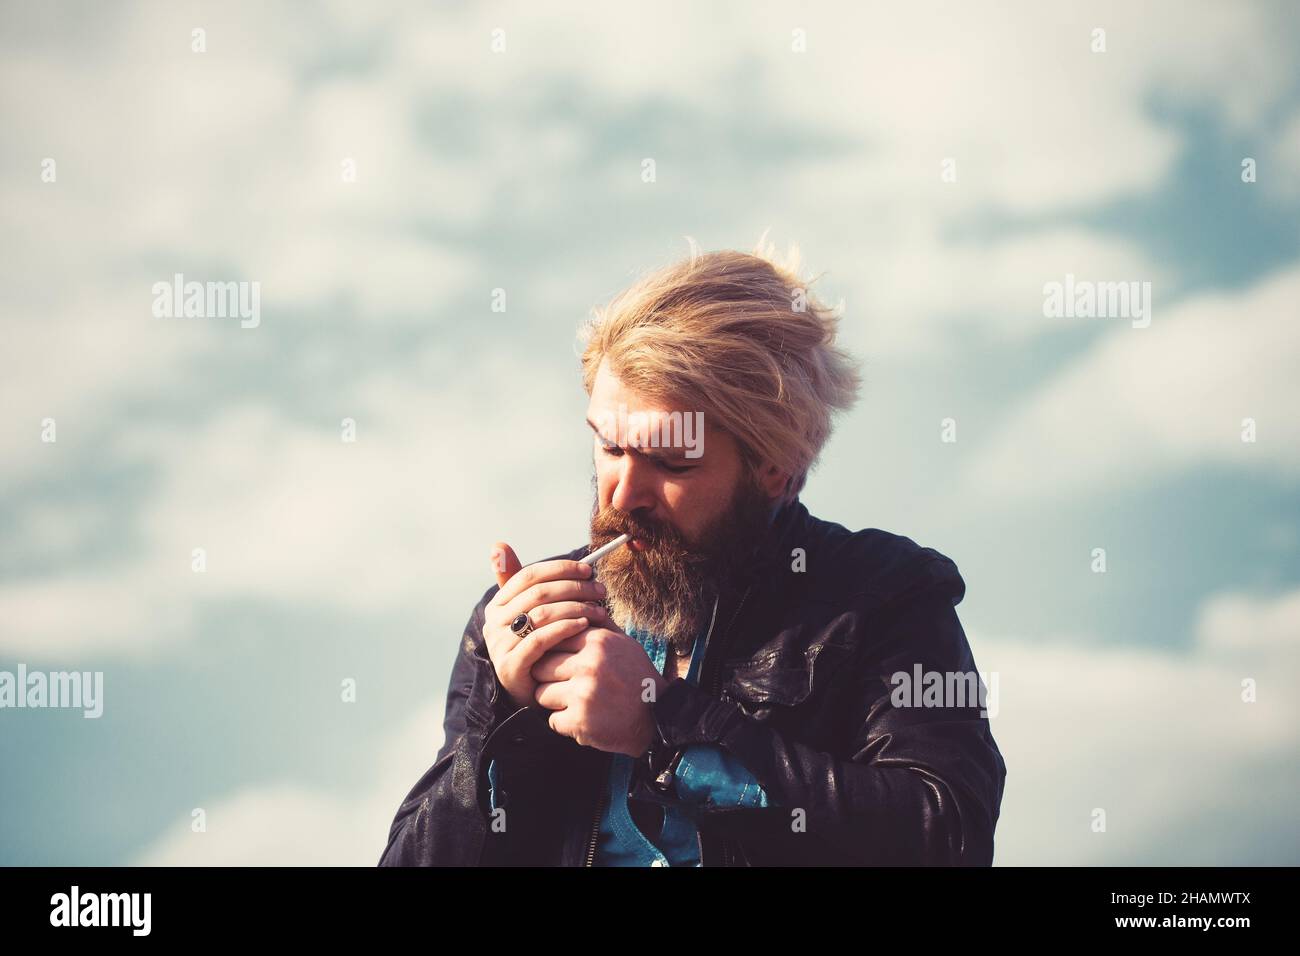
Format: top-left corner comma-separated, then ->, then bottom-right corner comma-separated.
1,0 -> 1297,865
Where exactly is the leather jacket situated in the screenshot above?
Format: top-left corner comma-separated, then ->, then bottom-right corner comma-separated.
378,498 -> 1007,866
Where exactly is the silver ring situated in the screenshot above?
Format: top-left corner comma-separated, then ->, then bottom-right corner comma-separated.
509,612 -> 536,638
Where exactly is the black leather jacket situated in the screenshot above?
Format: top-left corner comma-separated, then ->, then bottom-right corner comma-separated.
378,498 -> 1007,866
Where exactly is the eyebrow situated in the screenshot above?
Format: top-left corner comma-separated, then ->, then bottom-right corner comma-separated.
585,417 -> 694,463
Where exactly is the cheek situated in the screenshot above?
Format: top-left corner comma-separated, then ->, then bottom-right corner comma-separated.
667,475 -> 731,534
658,483 -> 703,532
658,482 -> 689,510
593,458 -> 618,505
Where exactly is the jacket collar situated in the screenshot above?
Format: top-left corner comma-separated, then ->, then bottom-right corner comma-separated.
729,495 -> 809,591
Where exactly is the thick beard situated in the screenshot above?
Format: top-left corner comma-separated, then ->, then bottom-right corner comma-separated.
588,471 -> 774,655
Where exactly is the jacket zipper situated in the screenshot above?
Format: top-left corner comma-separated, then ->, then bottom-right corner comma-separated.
582,752 -> 612,867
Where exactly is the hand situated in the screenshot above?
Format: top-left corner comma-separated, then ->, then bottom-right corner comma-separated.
482,541 -> 617,712
531,626 -> 671,757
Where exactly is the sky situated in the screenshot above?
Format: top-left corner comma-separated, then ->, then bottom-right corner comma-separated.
1,0 -> 1297,865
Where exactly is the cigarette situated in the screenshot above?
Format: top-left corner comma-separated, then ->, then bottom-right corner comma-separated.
579,533 -> 631,566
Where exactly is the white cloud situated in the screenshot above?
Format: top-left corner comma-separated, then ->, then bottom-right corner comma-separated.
134,701 -> 444,866
963,266 -> 1300,500
0,286 -> 216,484
5,0 -> 1296,482
976,588 -> 1299,864
1197,588 -> 1300,655
0,567 -> 196,660
378,0 -> 1294,216
0,351 -> 594,658
825,223 -> 1173,359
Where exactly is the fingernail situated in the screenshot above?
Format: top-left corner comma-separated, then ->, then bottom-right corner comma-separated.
595,581 -> 607,597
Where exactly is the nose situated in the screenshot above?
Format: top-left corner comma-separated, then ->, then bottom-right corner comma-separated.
609,452 -> 658,518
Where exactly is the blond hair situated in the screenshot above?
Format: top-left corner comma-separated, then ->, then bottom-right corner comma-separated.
579,234 -> 862,503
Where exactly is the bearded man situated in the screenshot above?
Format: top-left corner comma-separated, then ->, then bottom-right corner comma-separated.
378,243 -> 1007,867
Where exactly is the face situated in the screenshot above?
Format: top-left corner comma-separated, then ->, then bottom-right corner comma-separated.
585,357 -> 783,651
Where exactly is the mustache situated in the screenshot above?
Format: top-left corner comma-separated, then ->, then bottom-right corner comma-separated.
590,507 -> 686,550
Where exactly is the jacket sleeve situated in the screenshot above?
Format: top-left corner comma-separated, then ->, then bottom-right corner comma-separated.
647,575 -> 1007,865
377,584 -> 520,866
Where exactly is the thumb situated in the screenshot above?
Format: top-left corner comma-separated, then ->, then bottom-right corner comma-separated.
489,541 -> 522,588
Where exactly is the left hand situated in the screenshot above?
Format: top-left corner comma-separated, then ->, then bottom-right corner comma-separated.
531,626 -> 670,757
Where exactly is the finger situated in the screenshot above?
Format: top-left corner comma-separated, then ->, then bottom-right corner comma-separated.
504,578 -> 606,619
520,599 -> 611,630
505,617 -> 590,673
529,649 -> 579,684
485,603 -> 590,660
547,706 -> 574,738
489,542 -> 522,590
548,629 -> 603,655
493,558 -> 594,607
534,678 -> 571,713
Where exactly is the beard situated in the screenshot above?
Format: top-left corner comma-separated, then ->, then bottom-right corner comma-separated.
588,470 -> 775,655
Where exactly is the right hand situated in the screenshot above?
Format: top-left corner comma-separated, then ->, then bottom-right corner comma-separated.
483,541 -> 613,712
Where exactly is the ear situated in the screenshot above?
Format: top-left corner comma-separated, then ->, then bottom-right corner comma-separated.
754,460 -> 791,501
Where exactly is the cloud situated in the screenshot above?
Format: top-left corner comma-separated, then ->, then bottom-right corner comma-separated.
826,224 -> 1174,359
0,286 -> 213,486
1270,110 -> 1300,200
133,701 -> 444,866
0,568 -> 195,660
976,586 -> 1299,864
1196,587 -> 1300,655
963,265 -> 1300,501
0,353 -> 592,659
5,0 -> 1296,487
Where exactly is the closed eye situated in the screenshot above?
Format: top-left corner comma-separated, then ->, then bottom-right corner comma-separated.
599,442 -> 695,474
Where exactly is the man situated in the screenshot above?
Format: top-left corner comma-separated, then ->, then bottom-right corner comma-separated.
378,242 -> 1007,866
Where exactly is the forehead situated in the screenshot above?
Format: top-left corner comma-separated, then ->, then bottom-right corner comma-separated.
588,357 -> 673,411
586,357 -> 722,452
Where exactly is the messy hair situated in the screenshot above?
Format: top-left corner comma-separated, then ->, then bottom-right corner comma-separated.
579,233 -> 862,503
